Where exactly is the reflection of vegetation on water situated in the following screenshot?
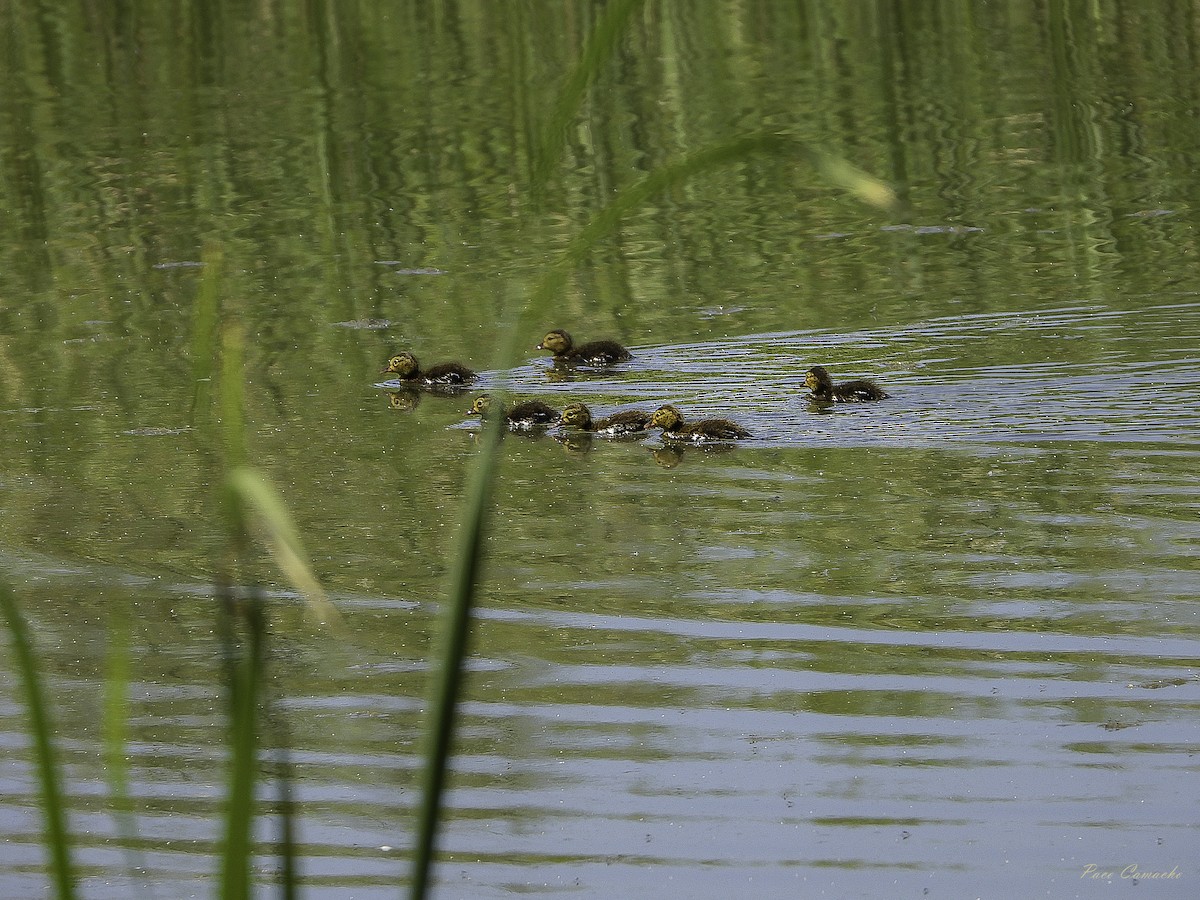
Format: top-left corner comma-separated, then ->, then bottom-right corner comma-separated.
0,0 -> 887,891
9,1 -> 1200,898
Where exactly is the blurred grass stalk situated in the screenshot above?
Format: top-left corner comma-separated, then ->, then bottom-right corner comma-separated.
210,289 -> 328,897
406,3 -> 646,896
405,1 -> 893,896
0,578 -> 77,900
1,8 -> 897,898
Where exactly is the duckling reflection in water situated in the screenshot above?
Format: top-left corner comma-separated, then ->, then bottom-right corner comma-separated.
536,329 -> 632,366
467,394 -> 559,429
804,365 -> 888,402
649,442 -> 737,468
381,351 -> 477,388
651,445 -> 686,468
385,388 -> 421,411
553,431 -> 595,453
557,402 -> 652,436
648,405 -> 750,442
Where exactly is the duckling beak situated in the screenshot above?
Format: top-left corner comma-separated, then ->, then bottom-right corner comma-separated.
535,342 -> 545,350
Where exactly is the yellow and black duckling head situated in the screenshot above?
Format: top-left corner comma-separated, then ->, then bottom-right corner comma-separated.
382,352 -> 421,379
468,394 -> 495,417
558,402 -> 595,429
805,365 -> 888,402
537,329 -> 575,357
649,404 -> 687,433
803,366 -> 828,396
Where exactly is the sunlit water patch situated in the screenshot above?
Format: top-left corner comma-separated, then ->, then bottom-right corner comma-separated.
492,301 -> 1200,449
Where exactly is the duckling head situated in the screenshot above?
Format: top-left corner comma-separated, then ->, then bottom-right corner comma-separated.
383,352 -> 420,377
536,329 -> 573,355
805,366 -> 832,392
558,402 -> 593,428
650,405 -> 685,432
467,394 -> 496,416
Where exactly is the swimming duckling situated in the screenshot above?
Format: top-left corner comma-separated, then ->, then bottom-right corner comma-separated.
536,329 -> 632,366
467,394 -> 559,429
558,402 -> 652,435
648,405 -> 750,442
804,365 -> 888,402
381,352 -> 477,386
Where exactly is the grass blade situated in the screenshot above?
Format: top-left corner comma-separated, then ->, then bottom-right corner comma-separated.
408,416 -> 503,900
226,467 -> 343,632
189,245 -> 223,423
524,131 -> 894,323
0,576 -> 77,900
531,0 -> 645,193
216,587 -> 266,900
102,614 -> 157,899
269,740 -> 299,900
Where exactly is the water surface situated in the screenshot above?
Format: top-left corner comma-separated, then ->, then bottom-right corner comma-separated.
2,2 -> 1199,898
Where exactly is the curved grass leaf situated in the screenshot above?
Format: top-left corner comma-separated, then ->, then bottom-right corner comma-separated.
0,577 -> 77,900
226,467 -> 344,632
531,0 -> 646,194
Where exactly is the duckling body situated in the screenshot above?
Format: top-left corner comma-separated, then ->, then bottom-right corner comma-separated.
468,394 -> 559,429
382,352 -> 477,386
558,402 -> 652,435
649,404 -> 750,442
537,329 -> 632,366
805,365 -> 888,402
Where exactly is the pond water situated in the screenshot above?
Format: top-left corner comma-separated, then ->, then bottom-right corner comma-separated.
2,3 -> 1199,898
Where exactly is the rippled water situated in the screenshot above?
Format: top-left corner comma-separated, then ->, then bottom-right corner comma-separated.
492,299 -> 1200,448
6,297 -> 1200,898
6,2 -> 1200,897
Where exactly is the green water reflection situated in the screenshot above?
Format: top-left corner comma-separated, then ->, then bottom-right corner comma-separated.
3,2 -> 1200,898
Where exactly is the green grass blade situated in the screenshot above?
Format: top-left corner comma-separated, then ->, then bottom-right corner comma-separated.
226,467 -> 343,632
809,150 -> 898,209
531,0 -> 645,193
213,310 -> 260,900
0,577 -> 77,900
219,324 -> 247,472
270,741 -> 299,900
216,586 -> 267,900
408,415 -> 504,900
189,244 -> 223,423
525,132 -> 894,322
102,614 -> 157,899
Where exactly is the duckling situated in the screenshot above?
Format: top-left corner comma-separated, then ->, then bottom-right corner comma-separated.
804,365 -> 888,402
648,405 -> 750,442
536,329 -> 632,366
381,351 -> 477,386
558,402 -> 652,435
467,394 -> 559,429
